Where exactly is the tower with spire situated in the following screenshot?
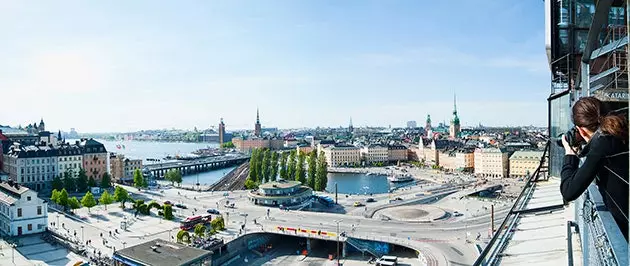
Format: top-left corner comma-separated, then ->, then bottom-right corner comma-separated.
219,118 -> 226,146
254,108 -> 262,137
449,94 -> 461,139
425,114 -> 432,133
348,117 -> 353,133
38,118 -> 45,132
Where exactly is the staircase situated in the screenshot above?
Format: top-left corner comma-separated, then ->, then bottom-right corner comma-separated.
345,237 -> 388,258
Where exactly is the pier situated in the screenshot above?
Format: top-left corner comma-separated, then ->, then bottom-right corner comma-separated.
144,154 -> 250,178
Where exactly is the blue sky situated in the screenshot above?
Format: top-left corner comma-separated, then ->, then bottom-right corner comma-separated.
0,0 -> 549,133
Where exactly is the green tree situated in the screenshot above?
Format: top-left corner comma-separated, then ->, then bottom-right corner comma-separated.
76,170 -> 88,192
51,189 -> 60,204
63,172 -> 76,192
307,151 -> 317,189
255,148 -> 264,180
296,152 -> 306,184
244,178 -> 258,189
261,149 -> 270,183
211,216 -> 225,231
176,230 -> 190,243
52,175 -> 63,190
315,151 -> 328,191
81,191 -> 97,213
163,204 -> 174,220
87,176 -> 97,188
248,149 -> 259,182
58,188 -> 69,210
164,169 -> 174,185
114,186 -> 130,209
99,190 -> 114,210
171,169 -> 182,186
270,152 -> 279,181
221,141 -> 235,148
100,172 -> 112,188
194,224 -> 205,237
133,169 -> 145,189
279,152 -> 288,179
287,150 -> 297,180
68,197 -> 81,211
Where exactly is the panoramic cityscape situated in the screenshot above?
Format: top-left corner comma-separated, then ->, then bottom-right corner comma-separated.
0,1 -> 628,266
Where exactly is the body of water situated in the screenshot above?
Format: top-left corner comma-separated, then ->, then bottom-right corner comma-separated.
326,172 -> 410,194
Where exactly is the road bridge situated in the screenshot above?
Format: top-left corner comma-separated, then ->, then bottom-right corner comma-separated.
143,154 -> 250,178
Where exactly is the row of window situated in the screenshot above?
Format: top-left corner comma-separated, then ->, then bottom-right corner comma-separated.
21,175 -> 53,183
60,156 -> 81,161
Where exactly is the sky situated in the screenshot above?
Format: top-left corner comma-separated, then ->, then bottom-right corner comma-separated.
0,0 -> 550,133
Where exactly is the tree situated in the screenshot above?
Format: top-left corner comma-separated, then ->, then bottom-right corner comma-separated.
194,224 -> 205,237
114,186 -> 130,209
51,189 -> 60,205
270,152 -> 279,181
52,175 -> 63,190
211,216 -> 225,231
76,170 -> 88,192
315,151 -> 328,191
133,169 -> 145,189
68,197 -> 81,211
87,176 -> 97,188
287,150 -> 297,180
221,141 -> 235,148
296,152 -> 306,184
101,172 -> 112,188
177,230 -> 190,243
255,148 -> 264,180
261,149 -> 270,183
63,172 -> 75,192
58,188 -> 69,211
279,152 -> 288,179
170,169 -> 182,186
244,178 -> 258,189
163,204 -> 174,220
307,151 -> 317,189
148,201 -> 161,214
81,191 -> 97,213
99,190 -> 114,210
248,149 -> 259,182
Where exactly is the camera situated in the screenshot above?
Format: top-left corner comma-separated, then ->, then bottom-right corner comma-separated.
556,127 -> 585,147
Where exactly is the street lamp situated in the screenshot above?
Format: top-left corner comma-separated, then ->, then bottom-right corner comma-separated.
81,226 -> 84,243
10,243 -> 16,264
334,219 -> 343,265
56,214 -> 60,229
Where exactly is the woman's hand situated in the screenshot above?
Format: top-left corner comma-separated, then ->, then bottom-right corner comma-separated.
562,134 -> 576,155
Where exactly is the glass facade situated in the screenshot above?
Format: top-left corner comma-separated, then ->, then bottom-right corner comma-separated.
548,91 -> 572,178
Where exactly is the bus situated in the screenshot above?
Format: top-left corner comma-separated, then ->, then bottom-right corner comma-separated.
180,215 -> 212,230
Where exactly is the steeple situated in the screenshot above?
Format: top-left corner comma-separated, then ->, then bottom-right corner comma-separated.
254,108 -> 262,137
453,94 -> 458,116
348,117 -> 353,133
449,93 -> 461,139
256,108 -> 260,124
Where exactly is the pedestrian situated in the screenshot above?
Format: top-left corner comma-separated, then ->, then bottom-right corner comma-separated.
100,232 -> 103,238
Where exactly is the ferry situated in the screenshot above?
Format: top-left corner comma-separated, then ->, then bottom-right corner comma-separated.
387,174 -> 413,183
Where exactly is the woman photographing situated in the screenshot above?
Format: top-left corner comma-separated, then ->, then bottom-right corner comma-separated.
560,97 -> 628,241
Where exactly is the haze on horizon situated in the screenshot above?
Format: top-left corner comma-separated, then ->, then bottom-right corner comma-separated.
0,1 -> 549,133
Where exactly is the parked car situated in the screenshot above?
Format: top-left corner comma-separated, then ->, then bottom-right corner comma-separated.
366,198 -> 376,203
164,201 -> 172,205
175,203 -> 187,209
453,211 -> 463,217
353,201 -> 365,207
206,209 -> 220,214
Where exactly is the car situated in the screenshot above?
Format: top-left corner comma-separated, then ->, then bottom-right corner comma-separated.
353,201 -> 365,207
366,198 -> 376,203
206,209 -> 220,214
164,201 -> 172,205
453,211 -> 463,217
175,203 -> 187,209
394,197 -> 403,201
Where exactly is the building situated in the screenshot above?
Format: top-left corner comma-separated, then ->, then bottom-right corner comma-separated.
425,115 -> 432,136
2,144 -> 58,191
361,144 -> 388,164
296,144 -> 314,155
387,145 -> 408,162
0,129 -> 8,171
57,143 -> 83,178
322,144 -> 361,167
474,148 -> 509,178
254,108 -> 262,137
110,153 -> 143,184
218,118 -> 226,146
406,120 -> 417,128
454,149 -> 475,172
509,150 -> 544,178
231,137 -> 284,153
113,238 -> 212,266
78,139 -> 108,181
0,180 -> 48,236
449,95 -> 461,139
248,180 -> 313,207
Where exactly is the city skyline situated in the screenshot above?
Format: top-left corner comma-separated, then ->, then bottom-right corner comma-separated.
0,1 -> 548,132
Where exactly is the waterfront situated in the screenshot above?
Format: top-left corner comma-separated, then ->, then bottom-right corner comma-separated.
326,172 -> 412,194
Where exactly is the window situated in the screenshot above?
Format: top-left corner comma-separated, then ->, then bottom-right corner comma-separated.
37,206 -> 42,215
27,196 -> 31,201
17,208 -> 22,217
28,224 -> 32,231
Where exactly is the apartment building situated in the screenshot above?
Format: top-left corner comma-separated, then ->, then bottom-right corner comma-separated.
0,180 -> 48,236
110,153 -> 143,183
322,145 -> 361,167
361,145 -> 388,164
509,150 -> 544,178
474,148 -> 509,178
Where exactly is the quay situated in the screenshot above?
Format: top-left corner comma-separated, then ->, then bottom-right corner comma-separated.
144,154 -> 250,178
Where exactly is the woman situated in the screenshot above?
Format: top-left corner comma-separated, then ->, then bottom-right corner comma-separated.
561,97 -> 628,240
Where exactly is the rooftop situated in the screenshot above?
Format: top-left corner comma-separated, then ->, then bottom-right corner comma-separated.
113,239 -> 211,266
258,179 -> 302,189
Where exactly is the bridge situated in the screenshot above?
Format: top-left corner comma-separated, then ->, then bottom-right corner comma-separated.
143,154 -> 250,178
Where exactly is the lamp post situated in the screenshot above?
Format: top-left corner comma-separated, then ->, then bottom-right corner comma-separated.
56,214 -> 60,229
334,219 -> 343,265
10,243 -> 16,264
81,225 -> 84,243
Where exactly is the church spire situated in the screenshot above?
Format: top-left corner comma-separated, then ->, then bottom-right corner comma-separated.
256,108 -> 260,123
453,93 -> 457,115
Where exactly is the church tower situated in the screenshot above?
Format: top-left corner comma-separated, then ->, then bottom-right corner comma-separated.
219,118 -> 226,146
348,117 -> 353,133
38,118 -> 45,132
254,108 -> 262,137
425,114 -> 432,138
449,94 -> 461,139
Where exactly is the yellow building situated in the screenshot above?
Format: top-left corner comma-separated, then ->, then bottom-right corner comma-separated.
361,145 -> 388,164
322,145 -> 361,167
474,148 -> 509,178
455,149 -> 475,171
387,145 -> 408,162
297,145 -> 314,155
232,137 -> 284,153
509,151 -> 544,178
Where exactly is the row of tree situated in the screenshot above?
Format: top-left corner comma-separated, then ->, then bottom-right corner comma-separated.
51,168 -> 112,193
178,216 -> 226,243
246,148 -> 328,191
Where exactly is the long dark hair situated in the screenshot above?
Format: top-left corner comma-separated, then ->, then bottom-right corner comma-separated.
572,97 -> 628,142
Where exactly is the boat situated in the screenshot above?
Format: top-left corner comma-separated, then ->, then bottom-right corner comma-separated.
366,172 -> 373,176
387,174 -> 413,183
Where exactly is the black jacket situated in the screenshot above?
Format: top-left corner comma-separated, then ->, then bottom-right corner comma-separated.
561,131 -> 628,241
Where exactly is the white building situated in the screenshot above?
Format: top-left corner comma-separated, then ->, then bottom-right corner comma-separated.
322,145 -> 361,167
2,144 -> 59,191
361,145 -> 388,164
57,144 -> 83,178
0,181 -> 48,236
474,148 -> 509,178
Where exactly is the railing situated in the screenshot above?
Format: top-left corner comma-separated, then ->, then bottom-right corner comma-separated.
473,141 -> 551,266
